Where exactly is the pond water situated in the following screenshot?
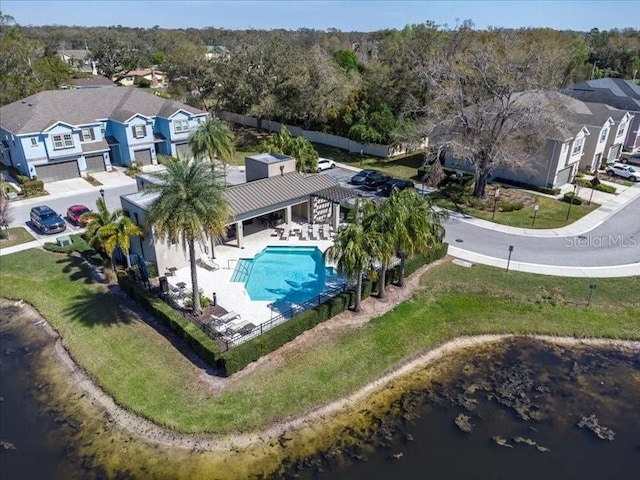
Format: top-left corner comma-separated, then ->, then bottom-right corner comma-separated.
1,308 -> 639,480
284,338 -> 640,480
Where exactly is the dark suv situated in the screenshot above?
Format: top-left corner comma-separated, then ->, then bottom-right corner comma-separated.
381,179 -> 415,196
30,206 -> 66,234
363,172 -> 390,190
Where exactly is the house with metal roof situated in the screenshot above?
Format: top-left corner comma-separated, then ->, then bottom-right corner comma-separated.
120,154 -> 353,275
563,78 -> 640,152
0,88 -> 207,182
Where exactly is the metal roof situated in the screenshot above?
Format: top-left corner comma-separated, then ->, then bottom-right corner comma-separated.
224,172 -> 339,221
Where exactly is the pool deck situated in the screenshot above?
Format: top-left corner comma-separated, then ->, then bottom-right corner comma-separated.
166,220 -> 335,328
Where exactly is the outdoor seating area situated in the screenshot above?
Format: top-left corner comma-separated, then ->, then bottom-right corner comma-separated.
210,312 -> 256,342
276,221 -> 334,241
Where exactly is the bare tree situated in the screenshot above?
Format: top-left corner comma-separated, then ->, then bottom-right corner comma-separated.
412,27 -> 583,198
0,190 -> 13,238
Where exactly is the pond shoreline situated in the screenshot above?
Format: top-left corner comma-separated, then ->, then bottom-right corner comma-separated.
3,297 -> 638,454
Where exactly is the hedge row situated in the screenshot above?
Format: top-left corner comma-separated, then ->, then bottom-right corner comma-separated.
219,242 -> 448,376
562,193 -> 583,205
117,273 -> 222,366
43,234 -> 103,265
493,177 -> 560,196
22,179 -> 45,196
574,177 -> 617,194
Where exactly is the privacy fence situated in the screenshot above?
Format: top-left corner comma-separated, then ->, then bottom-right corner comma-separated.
217,111 -> 428,158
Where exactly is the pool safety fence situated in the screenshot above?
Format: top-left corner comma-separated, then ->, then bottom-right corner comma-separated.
218,281 -> 349,350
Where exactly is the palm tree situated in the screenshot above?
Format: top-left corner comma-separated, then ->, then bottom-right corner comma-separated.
83,197 -> 121,256
145,157 -> 229,315
361,199 -> 395,300
390,189 -> 447,287
98,215 -> 143,271
262,126 -> 318,173
188,117 -> 235,181
325,199 -> 380,312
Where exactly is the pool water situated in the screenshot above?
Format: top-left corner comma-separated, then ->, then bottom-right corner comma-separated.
231,246 -> 344,303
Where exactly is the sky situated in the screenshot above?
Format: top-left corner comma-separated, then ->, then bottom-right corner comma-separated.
2,0 -> 638,32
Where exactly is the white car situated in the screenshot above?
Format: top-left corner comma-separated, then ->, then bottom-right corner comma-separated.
316,158 -> 336,172
605,163 -> 640,182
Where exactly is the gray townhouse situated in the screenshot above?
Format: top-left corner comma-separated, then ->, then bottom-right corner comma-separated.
563,78 -> 640,153
0,88 -> 207,182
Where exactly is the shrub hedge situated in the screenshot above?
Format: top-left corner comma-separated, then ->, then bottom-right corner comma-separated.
562,193 -> 583,205
117,272 -> 222,366
494,177 -> 560,196
574,177 -> 617,194
22,179 -> 45,196
43,234 -> 103,264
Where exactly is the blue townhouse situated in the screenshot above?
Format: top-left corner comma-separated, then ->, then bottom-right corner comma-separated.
0,88 -> 207,182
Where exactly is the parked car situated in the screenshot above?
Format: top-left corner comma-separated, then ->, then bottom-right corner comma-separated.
66,205 -> 91,226
350,169 -> 379,185
605,163 -> 640,182
619,152 -> 640,166
380,179 -> 416,196
363,172 -> 391,191
30,205 -> 66,234
315,158 -> 336,172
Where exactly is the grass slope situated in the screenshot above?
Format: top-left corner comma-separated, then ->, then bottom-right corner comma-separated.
1,250 -> 638,433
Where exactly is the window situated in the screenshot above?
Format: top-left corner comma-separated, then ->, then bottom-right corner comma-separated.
571,137 -> 584,155
80,128 -> 94,142
100,123 -> 106,137
616,122 -> 626,137
30,138 -> 38,147
599,128 -> 608,143
174,119 -> 189,133
132,124 -> 146,139
52,133 -> 74,150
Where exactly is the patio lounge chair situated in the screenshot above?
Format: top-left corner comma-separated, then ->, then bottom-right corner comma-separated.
218,311 -> 241,323
320,225 -> 331,240
300,225 -> 309,240
311,224 -> 320,240
280,224 -> 290,240
197,254 -> 219,271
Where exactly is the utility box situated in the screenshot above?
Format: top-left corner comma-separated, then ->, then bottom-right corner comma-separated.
57,236 -> 72,247
245,153 -> 295,182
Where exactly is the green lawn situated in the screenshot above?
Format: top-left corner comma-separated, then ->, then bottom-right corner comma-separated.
1,250 -> 638,434
437,194 -> 599,229
0,227 -> 35,248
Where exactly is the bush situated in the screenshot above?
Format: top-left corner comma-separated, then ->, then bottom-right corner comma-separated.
496,200 -> 525,212
117,272 -> 221,366
137,78 -> 152,88
574,178 -> 617,194
22,179 -> 45,196
562,193 -> 583,205
494,177 -> 560,196
184,289 -> 211,309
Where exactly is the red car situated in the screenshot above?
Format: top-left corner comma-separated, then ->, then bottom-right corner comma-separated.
66,205 -> 91,226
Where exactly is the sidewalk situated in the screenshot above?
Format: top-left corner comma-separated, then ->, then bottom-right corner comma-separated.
446,183 -> 640,238
448,246 -> 640,278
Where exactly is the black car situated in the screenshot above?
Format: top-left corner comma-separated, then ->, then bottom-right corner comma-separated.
350,169 -> 379,185
363,172 -> 391,190
30,205 -> 66,234
381,179 -> 416,196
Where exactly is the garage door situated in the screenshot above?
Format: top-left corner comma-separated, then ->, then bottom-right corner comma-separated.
608,144 -> 621,162
85,154 -> 106,173
134,149 -> 153,166
35,161 -> 80,182
176,143 -> 191,158
555,166 -> 572,186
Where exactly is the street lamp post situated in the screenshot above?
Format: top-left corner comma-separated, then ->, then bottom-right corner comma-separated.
492,187 -> 500,220
565,183 -> 580,221
506,245 -> 514,272
532,204 -> 539,226
587,283 -> 598,307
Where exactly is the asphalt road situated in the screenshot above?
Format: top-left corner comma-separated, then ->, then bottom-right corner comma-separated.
8,184 -> 138,240
443,193 -> 640,267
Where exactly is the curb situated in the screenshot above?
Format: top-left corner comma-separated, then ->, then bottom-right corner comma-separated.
448,245 -> 640,278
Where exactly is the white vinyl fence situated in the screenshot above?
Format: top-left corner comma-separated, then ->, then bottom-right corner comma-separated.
217,111 -> 428,158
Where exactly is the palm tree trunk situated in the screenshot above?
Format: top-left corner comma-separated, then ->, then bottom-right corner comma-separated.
110,255 -> 116,272
378,265 -> 387,299
125,250 -> 131,268
210,235 -> 217,260
188,238 -> 201,315
398,252 -> 407,288
354,271 -> 363,312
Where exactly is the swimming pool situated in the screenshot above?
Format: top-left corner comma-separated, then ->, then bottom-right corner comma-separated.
231,246 -> 344,303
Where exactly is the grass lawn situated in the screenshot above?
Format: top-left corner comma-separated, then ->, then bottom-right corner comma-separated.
1,250 -> 638,433
437,193 -> 599,229
0,227 -> 35,249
